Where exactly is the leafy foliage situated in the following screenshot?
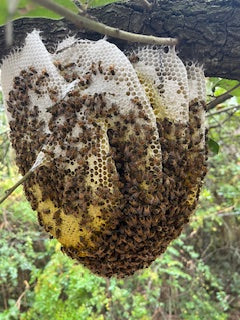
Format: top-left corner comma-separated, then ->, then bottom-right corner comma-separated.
0,0 -> 122,26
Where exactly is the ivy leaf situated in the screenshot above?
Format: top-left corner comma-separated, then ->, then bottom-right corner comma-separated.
208,138 -> 220,154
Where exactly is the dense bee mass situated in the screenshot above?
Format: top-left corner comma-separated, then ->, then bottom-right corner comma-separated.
1,31 -> 207,277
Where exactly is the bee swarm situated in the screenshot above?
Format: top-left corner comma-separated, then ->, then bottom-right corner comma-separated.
1,31 -> 207,278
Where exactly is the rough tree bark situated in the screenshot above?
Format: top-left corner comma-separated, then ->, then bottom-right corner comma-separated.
0,0 -> 240,80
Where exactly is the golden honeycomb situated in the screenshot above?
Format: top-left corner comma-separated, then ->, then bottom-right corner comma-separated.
1,31 -> 207,277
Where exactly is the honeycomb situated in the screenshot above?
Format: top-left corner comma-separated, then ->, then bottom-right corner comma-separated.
1,30 -> 207,277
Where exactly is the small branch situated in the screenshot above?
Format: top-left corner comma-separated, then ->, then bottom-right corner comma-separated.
0,209 -> 12,231
72,0 -> 85,13
0,152 -> 46,205
105,279 -> 115,319
207,93 -> 232,110
208,109 -> 237,129
0,130 -> 9,136
1,284 -> 8,310
135,0 -> 153,10
217,211 -> 240,218
207,105 -> 240,117
200,239 -> 213,259
0,170 -> 33,205
31,0 -> 178,46
192,206 -> 239,221
142,0 -> 152,9
15,280 -> 30,311
207,83 -> 240,111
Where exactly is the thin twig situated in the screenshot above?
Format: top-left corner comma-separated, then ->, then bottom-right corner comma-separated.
31,0 -> 178,46
0,170 -> 33,205
72,0 -> 85,13
192,206 -> 238,221
0,209 -> 12,231
209,109 -> 237,129
136,0 -> 153,9
0,130 -> 9,135
1,285 -> 8,310
207,93 -> 232,110
200,239 -> 213,259
15,281 -> 30,311
0,151 -> 46,205
106,279 -> 115,320
207,83 -> 240,111
207,104 -> 240,117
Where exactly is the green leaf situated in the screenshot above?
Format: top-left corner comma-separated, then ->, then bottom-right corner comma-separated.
89,0 -> 123,7
216,79 -> 240,97
0,0 -> 78,26
208,138 -> 220,154
0,0 -> 122,26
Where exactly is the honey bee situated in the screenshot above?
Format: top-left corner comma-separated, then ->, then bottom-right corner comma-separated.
55,228 -> 61,238
66,148 -> 77,160
127,110 -> 135,124
42,209 -> 51,214
79,77 -> 87,86
55,217 -> 63,226
64,62 -> 75,69
34,88 -> 41,95
45,225 -> 53,232
29,66 -> 37,74
42,149 -> 54,158
84,73 -> 92,85
37,212 -> 43,227
129,199 -> 139,207
49,88 -> 57,95
90,62 -> 97,75
131,97 -> 140,105
98,60 -> 103,73
41,68 -> 49,77
109,65 -> 115,75
54,61 -> 63,71
129,54 -> 139,64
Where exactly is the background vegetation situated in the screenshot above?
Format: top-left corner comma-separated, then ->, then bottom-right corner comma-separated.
0,1 -> 240,319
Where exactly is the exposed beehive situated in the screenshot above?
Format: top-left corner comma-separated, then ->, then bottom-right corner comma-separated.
1,31 -> 207,277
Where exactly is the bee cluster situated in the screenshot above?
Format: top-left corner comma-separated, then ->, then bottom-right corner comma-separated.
1,31 -> 207,278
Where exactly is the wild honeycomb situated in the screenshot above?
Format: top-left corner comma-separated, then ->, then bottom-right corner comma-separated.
1,31 -> 207,277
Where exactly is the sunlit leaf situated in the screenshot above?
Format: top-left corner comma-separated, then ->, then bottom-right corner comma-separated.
217,79 -> 240,97
0,0 -> 78,26
89,0 -> 124,7
0,0 -> 122,26
208,138 -> 220,154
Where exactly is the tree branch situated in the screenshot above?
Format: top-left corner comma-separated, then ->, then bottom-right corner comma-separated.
0,170 -> 33,205
207,83 -> 240,111
0,152 -> 46,205
207,105 -> 240,117
1,1 -> 240,80
0,130 -> 9,136
135,0 -> 153,10
207,93 -> 233,111
15,281 -> 30,311
208,109 -> 238,130
31,0 -> 178,46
